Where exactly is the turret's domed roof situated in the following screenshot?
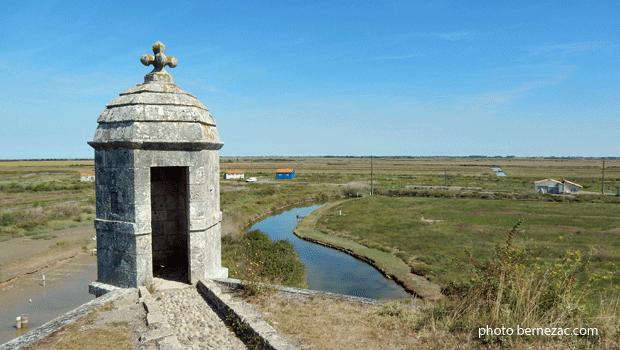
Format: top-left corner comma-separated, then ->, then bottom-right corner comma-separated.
89,42 -> 223,150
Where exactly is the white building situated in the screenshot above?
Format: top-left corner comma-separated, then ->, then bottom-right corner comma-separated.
223,170 -> 244,179
80,172 -> 95,182
534,178 -> 582,194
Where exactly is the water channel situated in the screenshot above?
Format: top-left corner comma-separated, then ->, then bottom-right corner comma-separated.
0,203 -> 409,345
247,204 -> 411,300
0,255 -> 97,345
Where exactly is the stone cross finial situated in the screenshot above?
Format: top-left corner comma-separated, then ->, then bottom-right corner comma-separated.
140,41 -> 178,84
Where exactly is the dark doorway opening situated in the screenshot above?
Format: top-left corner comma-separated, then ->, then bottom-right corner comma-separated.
151,166 -> 189,283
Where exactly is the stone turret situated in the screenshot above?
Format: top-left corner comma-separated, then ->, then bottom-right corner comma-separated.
89,41 -> 227,290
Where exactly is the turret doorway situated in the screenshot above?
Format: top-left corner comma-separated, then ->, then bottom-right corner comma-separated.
151,166 -> 189,283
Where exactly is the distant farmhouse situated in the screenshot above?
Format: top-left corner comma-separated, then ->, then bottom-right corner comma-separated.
223,170 -> 244,180
80,172 -> 95,182
276,168 -> 295,179
534,178 -> 583,194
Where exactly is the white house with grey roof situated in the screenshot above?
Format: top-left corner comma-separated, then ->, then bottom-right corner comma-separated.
534,178 -> 583,194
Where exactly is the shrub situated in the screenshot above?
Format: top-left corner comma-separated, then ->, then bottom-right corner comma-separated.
1,212 -> 16,226
17,219 -> 39,230
24,207 -> 45,220
226,230 -> 307,291
439,219 -> 599,345
245,229 -> 271,242
57,204 -> 81,218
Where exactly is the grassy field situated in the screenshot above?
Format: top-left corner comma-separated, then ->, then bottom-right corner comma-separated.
3,156 -> 619,246
291,194 -> 620,349
3,157 -> 620,348
0,160 -> 96,242
221,156 -> 620,194
313,196 -> 620,294
2,156 -> 619,259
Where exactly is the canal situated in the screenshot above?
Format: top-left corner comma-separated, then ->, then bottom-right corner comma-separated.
0,255 -> 97,345
0,203 -> 409,345
247,204 -> 410,300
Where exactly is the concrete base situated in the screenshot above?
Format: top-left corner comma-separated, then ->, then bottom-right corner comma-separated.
207,267 -> 228,279
89,281 -> 123,297
150,277 -> 191,291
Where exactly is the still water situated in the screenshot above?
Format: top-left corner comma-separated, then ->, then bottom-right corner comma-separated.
0,255 -> 97,345
0,203 -> 409,345
247,204 -> 410,300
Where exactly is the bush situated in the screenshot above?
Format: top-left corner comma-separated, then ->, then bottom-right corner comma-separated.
225,230 -> 307,290
17,219 -> 39,230
245,229 -> 271,242
440,219 -> 599,345
409,264 -> 429,277
1,212 -> 16,226
58,204 -> 81,218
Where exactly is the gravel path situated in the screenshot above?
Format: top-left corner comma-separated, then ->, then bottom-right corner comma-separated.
155,286 -> 247,349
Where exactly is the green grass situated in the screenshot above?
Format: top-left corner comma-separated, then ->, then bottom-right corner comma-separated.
220,181 -> 344,236
222,230 -> 307,289
293,203 -> 441,299
31,234 -> 57,240
316,196 -> 620,295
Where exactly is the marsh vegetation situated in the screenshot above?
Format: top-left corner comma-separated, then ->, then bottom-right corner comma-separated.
2,157 -> 619,348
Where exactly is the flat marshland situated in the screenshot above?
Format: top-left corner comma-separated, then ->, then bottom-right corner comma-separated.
2,157 -> 620,349
312,196 -> 620,293
223,156 -> 620,349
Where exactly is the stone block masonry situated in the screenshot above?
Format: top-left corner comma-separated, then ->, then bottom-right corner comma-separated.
88,42 -> 227,291
198,279 -> 297,350
0,288 -> 134,350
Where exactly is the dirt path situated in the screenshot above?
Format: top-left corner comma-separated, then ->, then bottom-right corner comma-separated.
0,225 -> 95,285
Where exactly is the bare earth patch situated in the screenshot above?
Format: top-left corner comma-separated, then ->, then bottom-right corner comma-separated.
0,225 -> 95,284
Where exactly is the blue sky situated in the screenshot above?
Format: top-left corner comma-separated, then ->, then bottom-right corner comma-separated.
1,1 -> 618,158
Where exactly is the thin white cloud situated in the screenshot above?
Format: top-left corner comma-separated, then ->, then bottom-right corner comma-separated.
339,54 -> 423,64
394,31 -> 472,43
516,42 -> 598,62
449,74 -> 569,119
433,32 -> 471,41
533,42 -> 597,56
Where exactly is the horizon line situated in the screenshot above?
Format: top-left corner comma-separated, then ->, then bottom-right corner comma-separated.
1,155 -> 619,161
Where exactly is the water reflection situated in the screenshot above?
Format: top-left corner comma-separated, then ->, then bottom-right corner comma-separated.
247,204 -> 410,300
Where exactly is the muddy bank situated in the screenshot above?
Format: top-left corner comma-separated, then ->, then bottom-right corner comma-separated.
0,225 -> 95,285
295,234 -> 421,298
293,201 -> 443,301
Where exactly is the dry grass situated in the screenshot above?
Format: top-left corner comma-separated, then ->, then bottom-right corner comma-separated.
0,160 -> 94,167
249,293 -> 438,350
246,290 -> 619,350
24,312 -> 133,350
247,219 -> 620,350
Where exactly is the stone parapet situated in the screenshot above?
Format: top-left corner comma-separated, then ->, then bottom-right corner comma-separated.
0,288 -> 133,350
197,279 -> 297,350
138,286 -> 183,348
